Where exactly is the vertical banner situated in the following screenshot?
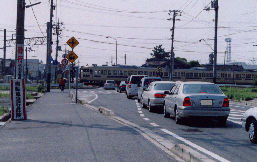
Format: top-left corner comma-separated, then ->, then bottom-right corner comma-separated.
16,44 -> 24,79
11,79 -> 26,120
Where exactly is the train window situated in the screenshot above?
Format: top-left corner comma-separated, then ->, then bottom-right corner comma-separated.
98,70 -> 101,74
113,70 -> 117,75
103,70 -> 107,75
128,71 -> 131,75
236,74 -> 241,78
83,69 -> 89,72
149,72 -> 152,76
228,74 -> 231,78
194,73 -> 198,78
190,73 -> 193,77
138,71 -> 143,75
153,71 -> 156,76
199,73 -> 201,77
177,72 -> 180,77
174,72 -> 177,77
144,71 -> 148,75
181,72 -> 184,77
124,71 -> 128,76
108,70 -> 111,75
95,70 -> 98,75
186,73 -> 189,77
164,72 -> 168,77
118,71 -> 123,75
210,73 -> 213,77
90,69 -> 92,74
134,71 -> 137,75
246,74 -> 251,78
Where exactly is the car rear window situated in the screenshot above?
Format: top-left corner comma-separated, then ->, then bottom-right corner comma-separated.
183,84 -> 223,94
154,83 -> 175,90
131,76 -> 145,84
144,78 -> 162,86
107,81 -> 115,84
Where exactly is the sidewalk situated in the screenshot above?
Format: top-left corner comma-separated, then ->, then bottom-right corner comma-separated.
0,89 -> 177,162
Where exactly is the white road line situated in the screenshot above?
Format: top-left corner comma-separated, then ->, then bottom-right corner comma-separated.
143,118 -> 150,121
138,108 -> 142,110
234,106 -> 240,107
161,129 -> 230,162
140,114 -> 145,117
87,93 -> 98,104
228,117 -> 242,120
229,114 -> 243,117
150,123 -> 159,127
138,111 -> 143,114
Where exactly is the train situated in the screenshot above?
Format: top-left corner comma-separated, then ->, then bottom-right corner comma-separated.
79,65 -> 257,86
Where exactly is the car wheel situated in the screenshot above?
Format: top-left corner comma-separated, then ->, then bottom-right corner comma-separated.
127,95 -> 131,99
137,98 -> 140,102
249,119 -> 257,144
175,108 -> 181,124
141,99 -> 146,108
148,101 -> 153,112
164,104 -> 170,118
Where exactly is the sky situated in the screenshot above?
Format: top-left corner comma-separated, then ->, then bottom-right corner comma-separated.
1,0 -> 257,67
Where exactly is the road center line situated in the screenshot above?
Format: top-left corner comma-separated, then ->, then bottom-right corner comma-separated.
161,129 -> 230,162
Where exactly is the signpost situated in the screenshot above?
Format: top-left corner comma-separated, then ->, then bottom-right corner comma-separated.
66,36 -> 79,103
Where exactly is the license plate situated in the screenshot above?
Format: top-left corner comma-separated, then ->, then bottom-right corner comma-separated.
201,100 -> 212,106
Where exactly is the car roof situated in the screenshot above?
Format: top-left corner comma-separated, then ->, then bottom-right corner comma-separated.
151,81 -> 176,84
143,77 -> 161,79
179,81 -> 214,85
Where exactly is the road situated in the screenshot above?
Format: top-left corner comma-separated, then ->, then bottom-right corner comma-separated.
75,88 -> 257,162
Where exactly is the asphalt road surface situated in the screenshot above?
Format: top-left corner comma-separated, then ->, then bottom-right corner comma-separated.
76,88 -> 257,162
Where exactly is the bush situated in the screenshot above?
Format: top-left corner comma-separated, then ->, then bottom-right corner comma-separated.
245,96 -> 253,101
251,88 -> 257,92
37,85 -> 47,93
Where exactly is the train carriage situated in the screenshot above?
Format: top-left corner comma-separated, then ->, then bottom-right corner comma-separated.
80,65 -> 257,86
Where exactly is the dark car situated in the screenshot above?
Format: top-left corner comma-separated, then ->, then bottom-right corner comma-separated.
117,81 -> 126,93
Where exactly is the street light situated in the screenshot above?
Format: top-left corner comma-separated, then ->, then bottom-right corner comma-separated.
106,36 -> 117,66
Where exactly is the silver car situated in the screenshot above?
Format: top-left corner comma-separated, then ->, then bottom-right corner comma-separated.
242,107 -> 257,144
104,80 -> 116,90
141,81 -> 175,112
164,81 -> 230,126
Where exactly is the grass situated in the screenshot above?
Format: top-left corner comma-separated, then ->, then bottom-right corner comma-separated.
220,87 -> 257,101
0,105 -> 9,116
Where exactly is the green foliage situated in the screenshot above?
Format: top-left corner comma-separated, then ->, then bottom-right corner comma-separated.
253,79 -> 257,87
37,85 -> 47,93
26,86 -> 38,91
150,45 -> 170,60
188,60 -> 201,67
0,86 -> 10,90
0,105 -> 9,116
220,87 -> 257,101
0,93 -> 10,98
26,93 -> 33,99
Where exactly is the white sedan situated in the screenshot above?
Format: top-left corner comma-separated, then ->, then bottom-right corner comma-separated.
242,107 -> 257,144
141,81 -> 175,112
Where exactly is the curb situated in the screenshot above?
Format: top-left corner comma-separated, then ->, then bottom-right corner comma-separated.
74,96 -> 214,162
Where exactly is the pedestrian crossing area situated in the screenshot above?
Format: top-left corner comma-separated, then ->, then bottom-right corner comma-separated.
228,103 -> 255,125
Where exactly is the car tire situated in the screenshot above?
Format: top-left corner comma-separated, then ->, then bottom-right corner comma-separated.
137,98 -> 140,102
127,95 -> 131,99
249,119 -> 257,144
175,108 -> 181,124
141,99 -> 146,108
148,101 -> 153,112
164,104 -> 170,118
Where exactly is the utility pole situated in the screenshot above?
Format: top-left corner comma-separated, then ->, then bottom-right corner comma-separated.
168,10 -> 181,81
46,0 -> 54,92
213,0 -> 218,84
2,29 -> 6,76
53,19 -> 62,83
125,54 -> 126,65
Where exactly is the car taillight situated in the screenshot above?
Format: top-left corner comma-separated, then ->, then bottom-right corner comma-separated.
222,98 -> 229,107
106,84 -> 107,86
183,97 -> 191,106
154,94 -> 166,98
129,81 -> 131,88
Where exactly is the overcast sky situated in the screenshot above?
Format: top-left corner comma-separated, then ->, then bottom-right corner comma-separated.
1,0 -> 257,67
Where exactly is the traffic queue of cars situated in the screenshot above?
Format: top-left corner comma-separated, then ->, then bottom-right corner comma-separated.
104,75 -> 257,144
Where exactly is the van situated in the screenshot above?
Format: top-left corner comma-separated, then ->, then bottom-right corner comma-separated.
126,75 -> 148,99
137,77 -> 162,102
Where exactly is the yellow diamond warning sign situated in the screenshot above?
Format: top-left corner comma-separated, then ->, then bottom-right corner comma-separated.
66,51 -> 78,63
66,37 -> 79,49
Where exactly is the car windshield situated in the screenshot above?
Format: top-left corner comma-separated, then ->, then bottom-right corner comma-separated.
183,84 -> 223,94
154,83 -> 175,90
144,78 -> 161,87
107,81 -> 114,84
131,76 -> 144,84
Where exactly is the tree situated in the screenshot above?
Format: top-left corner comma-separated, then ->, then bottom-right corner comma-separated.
188,60 -> 201,67
150,45 -> 170,60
